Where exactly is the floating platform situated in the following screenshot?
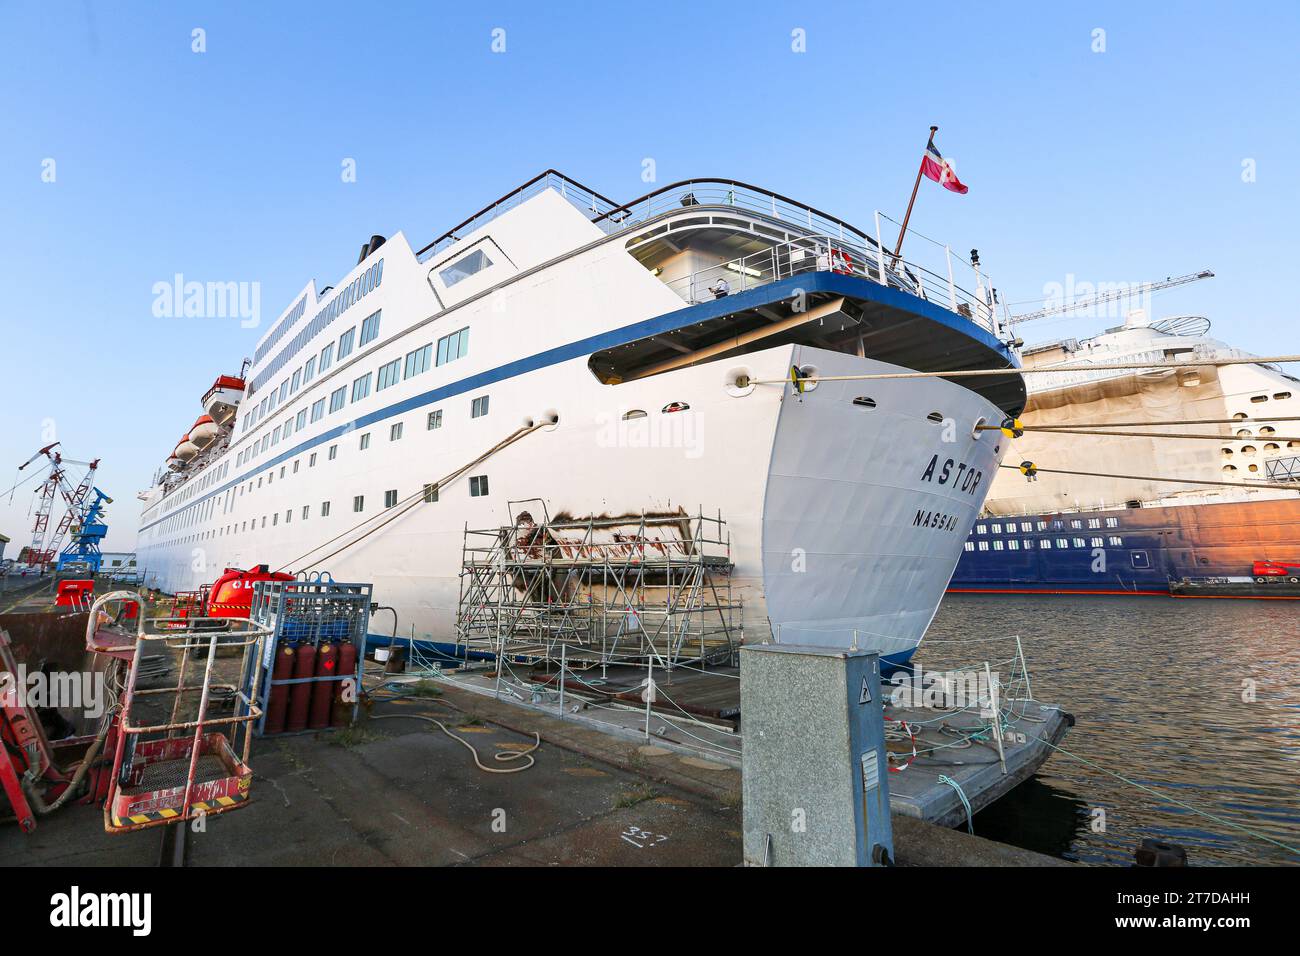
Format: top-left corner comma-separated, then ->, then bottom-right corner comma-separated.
1170,576 -> 1300,599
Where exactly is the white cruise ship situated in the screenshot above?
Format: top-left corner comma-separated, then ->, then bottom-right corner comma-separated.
136,171 -> 1024,666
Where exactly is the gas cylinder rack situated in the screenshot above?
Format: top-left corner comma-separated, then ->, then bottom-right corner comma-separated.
240,573 -> 373,736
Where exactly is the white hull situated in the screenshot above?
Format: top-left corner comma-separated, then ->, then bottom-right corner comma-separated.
138,177 -> 1018,663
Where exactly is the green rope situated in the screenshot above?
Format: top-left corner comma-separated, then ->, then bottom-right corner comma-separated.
1036,737 -> 1300,857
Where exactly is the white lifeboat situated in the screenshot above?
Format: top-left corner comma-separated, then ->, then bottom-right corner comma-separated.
190,414 -> 219,449
203,374 -> 246,425
175,434 -> 199,462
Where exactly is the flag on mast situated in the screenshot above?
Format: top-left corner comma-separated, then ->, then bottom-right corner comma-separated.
920,140 -> 968,194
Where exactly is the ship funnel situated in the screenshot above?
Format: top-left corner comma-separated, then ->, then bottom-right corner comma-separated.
1123,309 -> 1149,328
357,235 -> 386,264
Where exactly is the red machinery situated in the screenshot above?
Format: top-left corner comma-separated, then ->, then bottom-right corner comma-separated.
54,579 -> 95,611
87,591 -> 271,832
1254,560 -> 1300,582
2,591 -> 271,835
170,565 -> 294,621
1,612 -> 122,833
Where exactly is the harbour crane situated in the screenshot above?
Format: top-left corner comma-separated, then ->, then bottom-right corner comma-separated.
1009,269 -> 1214,325
16,443 -> 101,569
55,487 -> 113,574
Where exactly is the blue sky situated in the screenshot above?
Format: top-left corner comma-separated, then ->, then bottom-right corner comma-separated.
1,1 -> 1296,553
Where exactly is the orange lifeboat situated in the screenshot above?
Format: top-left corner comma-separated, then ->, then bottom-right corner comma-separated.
175,434 -> 199,462
190,414 -> 219,449
203,375 -> 246,426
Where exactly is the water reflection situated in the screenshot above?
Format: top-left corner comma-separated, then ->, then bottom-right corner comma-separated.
924,595 -> 1300,866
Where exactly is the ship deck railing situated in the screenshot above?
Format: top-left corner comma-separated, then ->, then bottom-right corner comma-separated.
413,171 -> 1009,338
1266,455 -> 1300,482
660,232 -> 999,335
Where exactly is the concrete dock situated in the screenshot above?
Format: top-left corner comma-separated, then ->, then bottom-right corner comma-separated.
1,676 -> 1068,867
2,591 -> 1072,866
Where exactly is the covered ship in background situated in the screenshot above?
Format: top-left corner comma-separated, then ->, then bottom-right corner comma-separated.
951,311 -> 1300,597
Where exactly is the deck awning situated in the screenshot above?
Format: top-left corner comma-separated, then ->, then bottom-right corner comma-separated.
589,273 -> 1025,415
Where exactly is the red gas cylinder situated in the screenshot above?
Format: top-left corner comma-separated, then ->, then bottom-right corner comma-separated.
308,643 -> 339,729
332,642 -> 358,726
285,643 -> 317,733
263,644 -> 297,735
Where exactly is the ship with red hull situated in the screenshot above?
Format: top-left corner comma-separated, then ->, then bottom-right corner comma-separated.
950,313 -> 1300,598
951,497 -> 1300,598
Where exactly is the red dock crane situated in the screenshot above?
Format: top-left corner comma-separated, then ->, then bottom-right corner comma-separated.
16,443 -> 100,570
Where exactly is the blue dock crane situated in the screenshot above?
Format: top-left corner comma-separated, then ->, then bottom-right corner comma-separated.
55,487 -> 112,575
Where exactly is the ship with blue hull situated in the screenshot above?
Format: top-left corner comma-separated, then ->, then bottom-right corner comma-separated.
950,313 -> 1300,598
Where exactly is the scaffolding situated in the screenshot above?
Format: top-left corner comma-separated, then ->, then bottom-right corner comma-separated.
456,505 -> 740,669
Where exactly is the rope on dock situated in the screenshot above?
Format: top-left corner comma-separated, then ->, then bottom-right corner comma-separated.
938,775 -> 975,834
369,707 -> 540,774
998,463 -> 1299,493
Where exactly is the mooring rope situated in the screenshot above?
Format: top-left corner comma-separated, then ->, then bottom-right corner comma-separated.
999,427 -> 1300,442
1032,736 -> 1300,857
998,463 -> 1299,493
753,353 -> 1300,385
1025,415 -> 1300,430
938,775 -> 975,834
276,423 -> 544,572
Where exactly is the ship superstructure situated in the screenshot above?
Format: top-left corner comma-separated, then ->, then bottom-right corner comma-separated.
137,171 -> 1023,664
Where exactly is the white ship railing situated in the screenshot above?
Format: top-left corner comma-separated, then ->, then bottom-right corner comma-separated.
661,232 -> 999,335
415,170 -> 623,262
414,172 -> 1008,337
1266,455 -> 1300,482
1028,343 -> 1259,392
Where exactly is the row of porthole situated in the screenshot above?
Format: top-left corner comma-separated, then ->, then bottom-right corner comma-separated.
722,364 -> 955,427
620,403 -> 690,420
1222,440 -> 1298,458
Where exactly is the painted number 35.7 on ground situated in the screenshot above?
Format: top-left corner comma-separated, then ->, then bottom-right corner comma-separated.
621,826 -> 669,848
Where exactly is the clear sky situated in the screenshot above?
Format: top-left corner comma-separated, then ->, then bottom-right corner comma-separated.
1,1 -> 1296,553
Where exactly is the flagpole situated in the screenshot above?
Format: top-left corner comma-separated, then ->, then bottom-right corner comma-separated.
891,125 -> 938,263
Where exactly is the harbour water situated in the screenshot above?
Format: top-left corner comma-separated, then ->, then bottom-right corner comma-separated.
924,595 -> 1300,866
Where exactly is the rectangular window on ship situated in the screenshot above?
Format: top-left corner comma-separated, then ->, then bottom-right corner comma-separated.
405,344 -> 431,379
338,327 -> 356,360
436,327 -> 469,366
377,358 -> 401,391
